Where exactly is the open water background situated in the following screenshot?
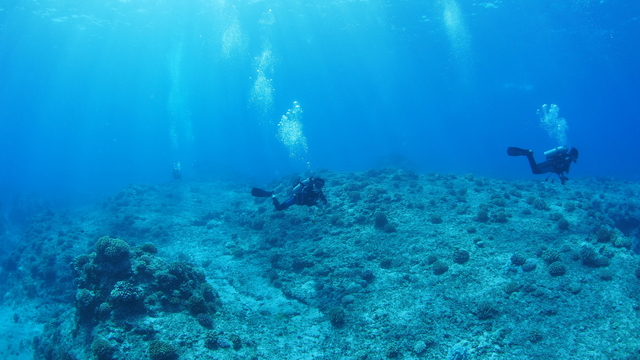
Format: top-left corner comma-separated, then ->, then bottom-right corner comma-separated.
1,0 -> 639,206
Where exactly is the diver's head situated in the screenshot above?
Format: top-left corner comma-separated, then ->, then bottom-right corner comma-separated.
314,177 -> 325,189
569,148 -> 579,162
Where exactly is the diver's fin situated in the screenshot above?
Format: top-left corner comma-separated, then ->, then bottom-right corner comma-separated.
507,147 -> 531,157
251,188 -> 273,197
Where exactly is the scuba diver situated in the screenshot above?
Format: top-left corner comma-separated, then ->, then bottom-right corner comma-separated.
172,162 -> 182,180
251,177 -> 328,211
507,146 -> 579,185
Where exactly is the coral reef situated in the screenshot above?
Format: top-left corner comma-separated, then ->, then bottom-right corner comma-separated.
2,170 -> 640,359
148,341 -> 178,360
73,237 -> 220,322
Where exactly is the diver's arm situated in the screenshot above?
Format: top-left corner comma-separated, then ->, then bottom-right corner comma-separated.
319,192 -> 328,204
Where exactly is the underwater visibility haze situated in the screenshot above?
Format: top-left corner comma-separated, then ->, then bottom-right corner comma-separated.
1,0 -> 640,359
1,0 -> 639,202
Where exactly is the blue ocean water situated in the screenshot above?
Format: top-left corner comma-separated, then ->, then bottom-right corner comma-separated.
1,0 -> 639,205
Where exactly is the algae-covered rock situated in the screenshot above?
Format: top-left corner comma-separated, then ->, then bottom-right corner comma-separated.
148,340 -> 178,360
327,306 -> 346,327
95,236 -> 131,262
511,253 -> 526,266
433,260 -> 449,275
548,262 -> 567,276
453,249 -> 470,264
91,337 -> 115,360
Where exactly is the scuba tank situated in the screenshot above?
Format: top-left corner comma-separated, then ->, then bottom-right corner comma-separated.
292,178 -> 311,193
544,146 -> 567,159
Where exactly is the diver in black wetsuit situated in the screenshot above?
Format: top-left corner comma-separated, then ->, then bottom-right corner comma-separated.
251,177 -> 328,211
507,146 -> 579,185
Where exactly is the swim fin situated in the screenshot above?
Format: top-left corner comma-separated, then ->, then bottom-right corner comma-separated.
507,147 -> 531,157
251,188 -> 273,197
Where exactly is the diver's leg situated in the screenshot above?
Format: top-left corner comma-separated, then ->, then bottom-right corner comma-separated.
524,152 -> 543,174
533,160 -> 556,175
273,196 -> 295,211
508,147 -> 540,173
272,197 -> 283,211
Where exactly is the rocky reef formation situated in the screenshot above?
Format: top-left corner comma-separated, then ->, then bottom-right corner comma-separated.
1,170 -> 640,359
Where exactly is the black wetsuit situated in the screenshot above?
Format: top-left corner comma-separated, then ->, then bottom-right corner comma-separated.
508,147 -> 578,185
272,178 -> 328,211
